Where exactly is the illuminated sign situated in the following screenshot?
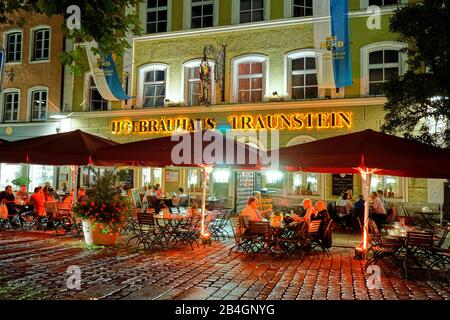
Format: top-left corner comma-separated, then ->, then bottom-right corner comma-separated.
111,112 -> 352,135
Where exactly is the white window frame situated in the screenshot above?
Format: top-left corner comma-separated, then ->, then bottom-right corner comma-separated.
4,29 -> 23,64
284,0 -> 314,18
29,26 -> 51,63
83,72 -> 111,112
137,63 -> 169,108
360,0 -> 407,9
27,86 -> 49,122
231,54 -> 268,103
1,88 -> 20,123
285,49 -> 321,100
232,0 -> 270,24
140,0 -> 172,34
183,0 -> 219,30
360,41 -> 407,96
181,59 -> 216,106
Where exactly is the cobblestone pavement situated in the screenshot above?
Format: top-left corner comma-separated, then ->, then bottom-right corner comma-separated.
0,231 -> 449,300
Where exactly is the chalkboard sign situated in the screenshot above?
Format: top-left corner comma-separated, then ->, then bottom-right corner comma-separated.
129,188 -> 141,207
332,174 -> 354,196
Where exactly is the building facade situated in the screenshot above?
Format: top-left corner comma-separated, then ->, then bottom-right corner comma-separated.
3,1 -> 444,208
0,11 -> 67,191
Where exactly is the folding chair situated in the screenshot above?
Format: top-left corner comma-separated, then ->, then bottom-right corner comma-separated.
402,231 -> 434,280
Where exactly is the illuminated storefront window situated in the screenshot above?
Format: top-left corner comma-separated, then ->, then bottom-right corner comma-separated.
142,167 -> 162,187
371,175 -> 403,198
0,164 -> 23,190
29,165 -> 54,190
289,172 -> 319,195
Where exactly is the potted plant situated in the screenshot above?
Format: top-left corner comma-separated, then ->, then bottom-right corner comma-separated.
307,182 -> 313,195
74,169 -> 131,246
12,176 -> 31,189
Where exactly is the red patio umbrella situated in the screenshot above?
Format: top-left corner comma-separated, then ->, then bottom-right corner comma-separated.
96,130 -> 260,237
276,129 -> 450,252
0,138 -> 8,144
95,130 -> 260,168
0,129 -> 118,166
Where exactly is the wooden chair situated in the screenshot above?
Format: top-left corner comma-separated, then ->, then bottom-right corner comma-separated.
402,231 -> 434,280
334,205 -> 349,229
247,221 -> 271,257
128,211 -> 163,250
307,220 -> 322,253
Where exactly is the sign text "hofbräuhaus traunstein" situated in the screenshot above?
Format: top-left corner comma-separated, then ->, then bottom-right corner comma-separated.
111,111 -> 352,135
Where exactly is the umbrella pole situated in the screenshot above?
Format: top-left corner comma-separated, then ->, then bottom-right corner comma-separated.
361,171 -> 371,258
71,165 -> 78,206
200,166 -> 213,237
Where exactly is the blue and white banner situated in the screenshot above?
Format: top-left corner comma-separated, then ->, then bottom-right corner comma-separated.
86,42 -> 132,101
0,49 -> 5,93
313,0 -> 352,88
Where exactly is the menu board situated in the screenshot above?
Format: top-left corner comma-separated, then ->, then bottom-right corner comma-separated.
129,188 -> 141,207
165,171 -> 179,183
332,174 -> 353,196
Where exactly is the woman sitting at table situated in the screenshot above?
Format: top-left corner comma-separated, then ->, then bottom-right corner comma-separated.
302,198 -> 318,222
154,184 -> 164,198
371,191 -> 387,229
43,186 -> 55,202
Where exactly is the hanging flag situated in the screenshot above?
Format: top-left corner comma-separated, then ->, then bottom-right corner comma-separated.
86,42 -> 132,101
313,0 -> 352,88
0,49 -> 5,93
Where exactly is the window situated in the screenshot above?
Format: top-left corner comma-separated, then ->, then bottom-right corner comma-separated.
290,56 -> 318,100
30,89 -> 48,121
240,0 -> 264,23
142,168 -> 162,187
361,42 -> 406,96
369,0 -> 401,6
31,28 -> 50,61
5,31 -> 22,63
142,68 -> 166,108
191,0 -> 214,28
183,60 -> 215,106
0,164 -> 23,191
88,77 -> 109,111
371,175 -> 403,198
233,56 -> 267,103
368,49 -> 401,96
292,0 -> 313,17
3,91 -> 19,122
147,0 -> 168,33
290,172 -> 319,195
29,165 -> 54,191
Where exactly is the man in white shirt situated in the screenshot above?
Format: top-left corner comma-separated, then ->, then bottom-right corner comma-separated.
240,197 -> 264,222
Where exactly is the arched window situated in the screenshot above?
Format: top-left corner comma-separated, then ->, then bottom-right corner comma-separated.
4,29 -> 23,63
28,86 -> 48,121
2,88 -> 20,122
182,59 -> 215,106
137,63 -> 169,108
232,54 -> 268,103
286,50 -> 318,100
360,41 -> 407,96
30,26 -> 51,62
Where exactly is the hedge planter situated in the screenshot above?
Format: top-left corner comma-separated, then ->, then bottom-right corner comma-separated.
82,220 -> 120,246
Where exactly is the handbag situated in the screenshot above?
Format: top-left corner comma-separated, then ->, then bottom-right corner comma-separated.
0,200 -> 9,219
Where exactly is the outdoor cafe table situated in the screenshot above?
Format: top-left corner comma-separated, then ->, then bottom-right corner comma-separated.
154,213 -> 196,246
414,210 -> 441,229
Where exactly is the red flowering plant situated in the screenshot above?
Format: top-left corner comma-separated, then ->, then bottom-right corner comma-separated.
74,169 -> 131,234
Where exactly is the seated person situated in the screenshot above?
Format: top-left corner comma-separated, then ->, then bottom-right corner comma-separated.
171,187 -> 185,207
371,191 -> 387,228
0,185 -> 17,215
142,186 -> 155,204
314,200 -> 331,222
237,197 -> 266,236
302,198 -> 318,222
43,186 -> 55,202
77,188 -> 88,201
346,189 -> 354,202
15,185 -> 29,204
154,184 -> 164,198
336,192 -> 353,215
29,187 -> 46,217
60,182 -> 68,193
62,190 -> 74,208
353,194 -> 365,211
377,190 -> 389,209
